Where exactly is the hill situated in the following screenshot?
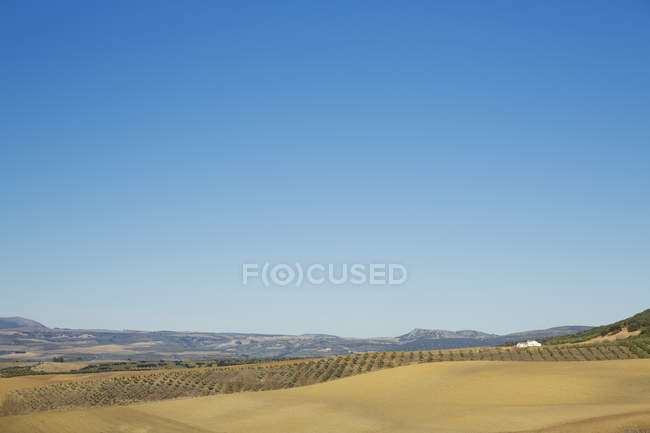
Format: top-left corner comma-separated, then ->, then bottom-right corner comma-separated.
542,308 -> 650,345
0,321 -> 589,361
2,360 -> 649,433
397,328 -> 498,340
0,317 -> 46,329
504,325 -> 592,340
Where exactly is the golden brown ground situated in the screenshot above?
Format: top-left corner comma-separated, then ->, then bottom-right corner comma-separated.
580,328 -> 642,345
1,359 -> 649,433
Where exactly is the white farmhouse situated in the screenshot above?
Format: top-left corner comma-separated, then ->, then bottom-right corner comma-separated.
516,340 -> 542,348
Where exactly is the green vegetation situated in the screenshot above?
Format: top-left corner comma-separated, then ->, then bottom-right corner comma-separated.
536,308 -> 650,361
0,367 -> 47,378
0,358 -> 287,378
541,308 -> 650,345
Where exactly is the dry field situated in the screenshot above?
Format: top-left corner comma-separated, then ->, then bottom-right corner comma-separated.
1,359 -> 649,433
1,344 -> 648,415
31,361 -> 109,373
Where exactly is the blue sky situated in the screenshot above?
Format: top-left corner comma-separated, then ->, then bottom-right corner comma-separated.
1,1 -> 649,336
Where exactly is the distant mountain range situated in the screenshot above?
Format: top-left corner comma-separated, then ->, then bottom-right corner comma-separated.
0,317 -> 590,361
396,326 -> 590,343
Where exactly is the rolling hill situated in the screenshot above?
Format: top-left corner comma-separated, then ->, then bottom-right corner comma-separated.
1,310 -> 649,432
2,360 -> 649,433
0,318 -> 46,330
542,308 -> 650,345
3,336 -> 646,414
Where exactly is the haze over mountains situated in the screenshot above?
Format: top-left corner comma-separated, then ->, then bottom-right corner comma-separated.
0,317 -> 589,361
0,317 -> 46,330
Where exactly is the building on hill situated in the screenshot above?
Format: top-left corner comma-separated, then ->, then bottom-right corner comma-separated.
516,340 -> 542,348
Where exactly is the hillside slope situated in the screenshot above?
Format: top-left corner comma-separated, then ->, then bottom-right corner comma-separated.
542,308 -> 650,345
2,360 -> 649,433
0,317 -> 46,329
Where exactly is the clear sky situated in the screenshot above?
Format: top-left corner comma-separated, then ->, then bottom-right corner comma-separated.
1,1 -> 649,336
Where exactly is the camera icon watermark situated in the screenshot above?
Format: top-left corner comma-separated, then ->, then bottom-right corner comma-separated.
242,263 -> 408,287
